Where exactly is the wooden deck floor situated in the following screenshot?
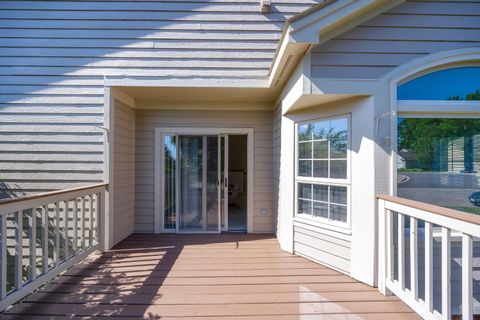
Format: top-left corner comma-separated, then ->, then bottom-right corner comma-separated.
3,234 -> 420,319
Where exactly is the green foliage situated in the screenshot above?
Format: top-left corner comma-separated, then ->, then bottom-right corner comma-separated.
398,117 -> 480,170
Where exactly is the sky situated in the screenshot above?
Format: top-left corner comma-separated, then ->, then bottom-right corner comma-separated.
397,66 -> 480,100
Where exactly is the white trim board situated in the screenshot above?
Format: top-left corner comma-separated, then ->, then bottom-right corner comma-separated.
154,127 -> 254,234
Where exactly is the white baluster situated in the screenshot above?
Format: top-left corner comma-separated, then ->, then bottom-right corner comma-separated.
15,211 -> 22,289
0,214 -> 6,299
410,217 -> 418,301
54,202 -> 60,264
30,208 -> 37,280
73,199 -> 78,254
81,196 -> 85,250
462,233 -> 473,320
441,227 -> 451,320
424,221 -> 433,313
42,205 -> 49,273
398,213 -> 405,290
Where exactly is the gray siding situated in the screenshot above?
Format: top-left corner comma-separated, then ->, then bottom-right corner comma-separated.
0,0 -> 321,198
294,224 -> 351,274
134,109 -> 274,233
113,99 -> 135,244
311,0 -> 480,79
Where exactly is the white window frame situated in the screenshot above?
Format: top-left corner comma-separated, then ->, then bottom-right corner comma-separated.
294,114 -> 352,231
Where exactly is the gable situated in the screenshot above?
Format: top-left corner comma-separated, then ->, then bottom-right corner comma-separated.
311,0 -> 480,79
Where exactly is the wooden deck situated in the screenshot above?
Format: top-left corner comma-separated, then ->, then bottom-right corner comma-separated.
3,234 -> 419,319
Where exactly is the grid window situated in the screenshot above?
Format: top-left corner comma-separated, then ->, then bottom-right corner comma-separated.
296,115 -> 350,227
298,118 -> 348,179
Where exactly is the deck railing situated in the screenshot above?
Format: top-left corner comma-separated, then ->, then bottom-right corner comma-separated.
0,183 -> 107,312
377,194 -> 480,320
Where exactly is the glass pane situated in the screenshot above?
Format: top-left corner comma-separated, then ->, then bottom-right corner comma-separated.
299,123 -> 313,141
330,186 -> 347,205
397,118 -> 480,216
397,67 -> 480,100
313,121 -> 329,140
313,160 -> 328,178
330,118 -> 348,140
298,183 -> 312,199
330,139 -> 347,159
313,141 -> 328,159
312,184 -> 328,202
179,136 -> 203,232
299,142 -> 312,159
330,160 -> 347,179
313,202 -> 328,218
330,204 -> 347,222
164,135 -> 176,230
205,136 -> 219,232
298,199 -> 312,215
299,160 -> 312,177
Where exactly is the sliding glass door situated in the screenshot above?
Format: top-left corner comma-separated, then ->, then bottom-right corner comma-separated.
161,135 -> 221,233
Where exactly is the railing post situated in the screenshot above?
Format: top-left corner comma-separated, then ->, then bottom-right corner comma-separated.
377,199 -> 387,295
99,191 -> 105,253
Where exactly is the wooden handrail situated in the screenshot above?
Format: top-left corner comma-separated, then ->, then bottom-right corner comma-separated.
0,183 -> 108,206
377,194 -> 480,226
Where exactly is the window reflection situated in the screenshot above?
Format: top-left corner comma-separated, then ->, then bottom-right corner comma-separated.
397,118 -> 480,216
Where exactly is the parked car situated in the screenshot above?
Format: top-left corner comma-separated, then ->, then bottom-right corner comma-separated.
468,191 -> 480,207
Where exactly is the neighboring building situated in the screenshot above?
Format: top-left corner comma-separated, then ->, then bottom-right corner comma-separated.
0,0 -> 479,318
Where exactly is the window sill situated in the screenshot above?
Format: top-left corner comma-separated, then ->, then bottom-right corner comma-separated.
293,216 -> 352,237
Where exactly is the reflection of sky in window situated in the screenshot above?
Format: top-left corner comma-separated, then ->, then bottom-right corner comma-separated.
397,67 -> 480,100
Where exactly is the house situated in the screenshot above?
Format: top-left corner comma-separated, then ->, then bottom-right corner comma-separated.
0,0 -> 479,319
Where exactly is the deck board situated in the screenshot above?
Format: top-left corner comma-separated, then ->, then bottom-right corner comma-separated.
3,234 -> 420,319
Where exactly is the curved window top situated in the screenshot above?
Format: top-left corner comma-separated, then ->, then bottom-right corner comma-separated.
397,66 -> 480,100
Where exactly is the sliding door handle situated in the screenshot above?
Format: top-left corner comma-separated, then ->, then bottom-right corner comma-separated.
224,177 -> 228,188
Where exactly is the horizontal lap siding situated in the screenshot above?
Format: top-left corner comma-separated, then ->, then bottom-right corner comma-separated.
113,99 -> 135,244
134,109 -> 274,234
0,0 -> 321,199
294,225 -> 351,274
311,0 -> 480,79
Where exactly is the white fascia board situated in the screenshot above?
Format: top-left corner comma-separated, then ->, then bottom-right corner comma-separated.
289,0 -> 405,45
104,77 -> 269,89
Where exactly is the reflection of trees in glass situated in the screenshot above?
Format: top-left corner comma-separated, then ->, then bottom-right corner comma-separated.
447,89 -> 480,101
398,118 -> 480,172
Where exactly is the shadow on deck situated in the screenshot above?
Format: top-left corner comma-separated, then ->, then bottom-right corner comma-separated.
3,233 -> 419,319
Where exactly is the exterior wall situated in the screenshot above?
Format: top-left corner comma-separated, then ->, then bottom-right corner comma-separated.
0,0 -> 321,198
112,99 -> 135,245
278,97 -> 375,279
311,0 -> 480,79
134,109 -> 274,234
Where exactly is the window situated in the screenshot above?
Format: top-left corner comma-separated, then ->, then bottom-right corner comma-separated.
396,65 -> 480,216
398,66 -> 480,100
295,116 -> 350,227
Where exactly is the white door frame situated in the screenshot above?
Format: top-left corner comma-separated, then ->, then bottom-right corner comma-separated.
154,127 -> 254,234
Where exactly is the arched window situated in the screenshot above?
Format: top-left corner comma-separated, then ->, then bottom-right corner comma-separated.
397,66 -> 480,101
395,65 -> 480,216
